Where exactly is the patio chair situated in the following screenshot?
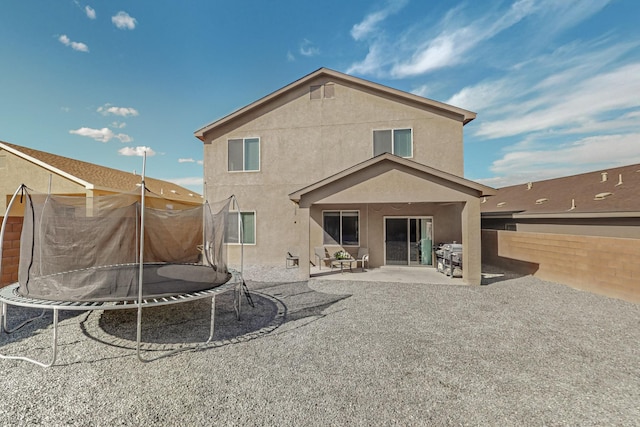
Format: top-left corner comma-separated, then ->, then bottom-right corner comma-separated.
314,246 -> 332,269
286,250 -> 299,268
355,247 -> 369,271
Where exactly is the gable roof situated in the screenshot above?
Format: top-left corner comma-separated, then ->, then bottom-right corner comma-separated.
289,153 -> 496,204
481,163 -> 640,218
195,67 -> 477,141
0,141 -> 201,203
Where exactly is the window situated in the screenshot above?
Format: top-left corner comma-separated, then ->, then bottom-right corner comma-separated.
228,138 -> 260,171
225,211 -> 256,244
323,211 -> 359,246
373,129 -> 412,157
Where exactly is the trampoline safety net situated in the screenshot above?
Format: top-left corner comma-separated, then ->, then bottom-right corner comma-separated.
17,188 -> 232,302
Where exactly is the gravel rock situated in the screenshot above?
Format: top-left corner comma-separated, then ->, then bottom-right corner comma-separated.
1,269 -> 638,426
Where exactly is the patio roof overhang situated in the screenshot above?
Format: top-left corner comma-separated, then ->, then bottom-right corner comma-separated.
289,153 -> 496,208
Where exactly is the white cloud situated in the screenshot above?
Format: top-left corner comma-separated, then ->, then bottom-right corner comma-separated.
69,127 -> 113,142
197,160 -> 203,165
168,176 -> 204,193
119,146 -> 155,157
69,127 -> 133,143
111,121 -> 126,129
98,104 -> 139,117
475,62 -> 640,139
286,51 -> 295,62
112,11 -> 137,30
347,0 -> 611,79
477,133 -> 640,187
350,0 -> 408,41
178,158 -> 195,163
58,34 -> 89,52
85,6 -> 96,19
299,39 -> 319,57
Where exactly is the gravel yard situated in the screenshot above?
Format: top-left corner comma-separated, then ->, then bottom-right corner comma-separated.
0,272 -> 638,426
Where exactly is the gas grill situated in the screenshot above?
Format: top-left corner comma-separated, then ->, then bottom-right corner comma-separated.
435,242 -> 462,278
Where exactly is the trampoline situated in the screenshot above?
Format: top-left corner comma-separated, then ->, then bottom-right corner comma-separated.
0,162 -> 246,367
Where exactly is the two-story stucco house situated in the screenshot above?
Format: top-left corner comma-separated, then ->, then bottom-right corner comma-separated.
195,68 -> 495,284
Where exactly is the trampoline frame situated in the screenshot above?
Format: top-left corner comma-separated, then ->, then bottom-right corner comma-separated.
0,271 -> 242,367
0,155 -> 247,367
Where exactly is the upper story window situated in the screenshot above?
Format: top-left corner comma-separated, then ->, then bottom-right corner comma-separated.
373,128 -> 412,158
228,137 -> 260,172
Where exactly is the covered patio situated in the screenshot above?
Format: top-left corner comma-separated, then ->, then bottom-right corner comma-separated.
289,154 -> 496,285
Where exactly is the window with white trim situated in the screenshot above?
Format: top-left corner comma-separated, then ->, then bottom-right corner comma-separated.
228,137 -> 260,171
373,128 -> 412,157
323,211 -> 359,246
225,211 -> 256,244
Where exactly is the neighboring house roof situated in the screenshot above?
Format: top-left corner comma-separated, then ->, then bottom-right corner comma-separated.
0,141 -> 201,203
481,163 -> 640,218
195,67 -> 477,140
289,153 -> 496,204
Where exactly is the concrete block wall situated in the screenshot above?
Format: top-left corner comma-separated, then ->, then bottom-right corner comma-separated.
482,229 -> 640,303
1,217 -> 22,286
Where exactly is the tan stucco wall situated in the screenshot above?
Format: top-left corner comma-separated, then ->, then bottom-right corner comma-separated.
0,149 -> 86,215
203,77 -> 476,280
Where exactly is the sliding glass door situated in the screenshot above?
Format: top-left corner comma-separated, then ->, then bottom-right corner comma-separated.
384,217 -> 433,266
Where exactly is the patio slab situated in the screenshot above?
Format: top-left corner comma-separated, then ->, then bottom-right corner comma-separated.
310,265 -> 466,285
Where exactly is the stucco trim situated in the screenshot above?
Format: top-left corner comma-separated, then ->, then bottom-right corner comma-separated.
194,68 -> 477,141
289,153 -> 496,204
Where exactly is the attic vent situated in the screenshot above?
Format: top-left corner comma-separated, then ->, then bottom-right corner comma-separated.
481,197 -> 487,204
594,192 -> 612,200
535,198 -> 548,204
310,85 -> 322,100
601,172 -> 608,182
568,199 -> 576,211
324,83 -> 335,98
188,193 -> 194,197
170,190 -> 178,194
497,202 -> 507,207
616,174 -> 623,186
526,182 -> 533,190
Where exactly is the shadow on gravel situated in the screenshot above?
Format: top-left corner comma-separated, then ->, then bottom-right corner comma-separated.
83,281 -> 350,349
0,308 -> 85,347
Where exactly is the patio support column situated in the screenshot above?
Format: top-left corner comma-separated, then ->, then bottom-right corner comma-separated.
297,205 -> 311,280
461,199 -> 482,285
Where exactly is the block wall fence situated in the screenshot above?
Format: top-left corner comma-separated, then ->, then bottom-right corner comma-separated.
482,229 -> 640,303
1,217 -> 22,286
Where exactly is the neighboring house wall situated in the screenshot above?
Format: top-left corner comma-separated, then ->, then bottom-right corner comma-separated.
482,229 -> 640,303
0,216 -> 22,285
0,148 -> 85,214
203,77 -> 468,269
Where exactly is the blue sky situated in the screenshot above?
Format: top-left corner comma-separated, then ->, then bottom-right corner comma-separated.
1,0 -> 639,193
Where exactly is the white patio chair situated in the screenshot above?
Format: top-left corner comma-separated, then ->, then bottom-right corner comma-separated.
355,248 -> 369,271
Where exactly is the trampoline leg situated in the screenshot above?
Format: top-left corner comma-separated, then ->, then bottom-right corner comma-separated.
205,295 -> 216,344
0,307 -> 59,368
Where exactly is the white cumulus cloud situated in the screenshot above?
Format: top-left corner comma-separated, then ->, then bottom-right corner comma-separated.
112,11 -> 137,30
178,158 -> 195,163
299,39 -> 320,57
69,127 -> 132,143
58,34 -> 89,52
85,6 -> 96,19
119,146 -> 155,157
98,104 -> 139,117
